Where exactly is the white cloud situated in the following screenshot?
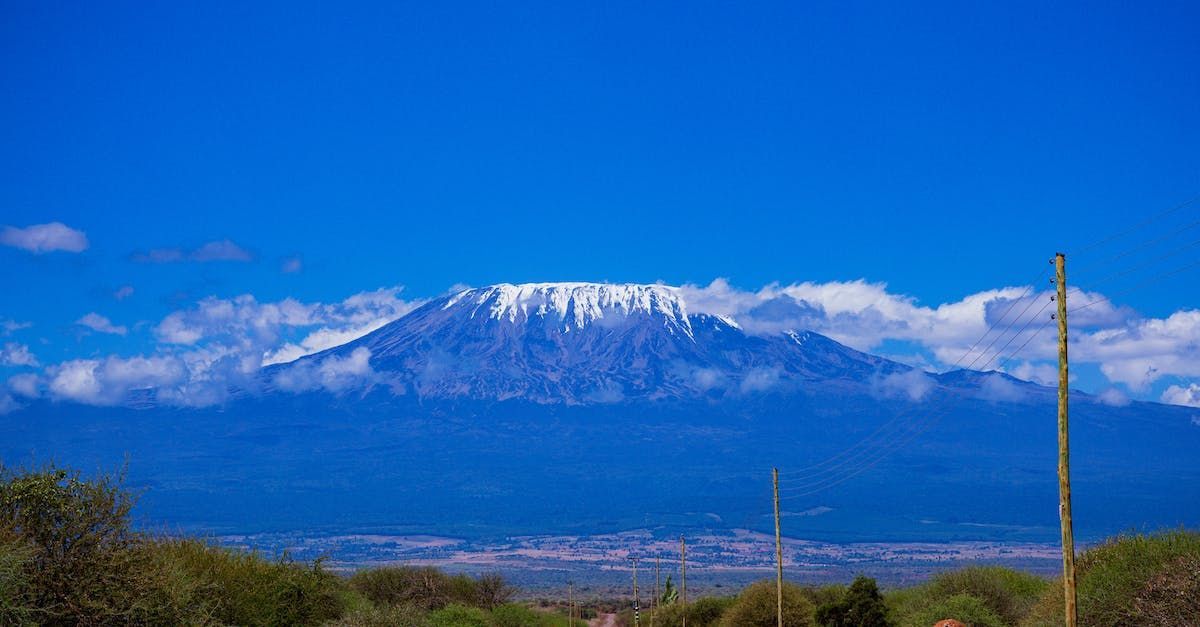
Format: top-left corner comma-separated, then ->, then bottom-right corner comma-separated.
36,286 -> 421,407
740,366 -> 781,393
1006,361 -> 1058,387
874,369 -> 935,401
1,319 -> 32,335
978,375 -> 1027,403
0,393 -> 18,415
0,342 -> 38,367
48,356 -> 186,405
680,278 -> 1046,367
191,239 -> 253,262
76,312 -> 128,336
8,373 -> 40,398
273,347 -> 375,393
1098,387 -> 1131,407
114,285 -> 134,300
281,256 -> 303,274
0,222 -> 88,253
1079,310 -> 1200,390
1161,383 -> 1200,408
680,278 -> 1200,396
133,239 -> 253,263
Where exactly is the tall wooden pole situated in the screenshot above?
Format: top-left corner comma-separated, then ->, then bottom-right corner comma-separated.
773,467 -> 784,627
568,581 -> 574,627
680,536 -> 687,627
632,557 -> 640,627
1055,252 -> 1078,627
652,556 -> 659,627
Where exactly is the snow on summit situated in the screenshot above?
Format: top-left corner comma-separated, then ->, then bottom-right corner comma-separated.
444,282 -> 693,334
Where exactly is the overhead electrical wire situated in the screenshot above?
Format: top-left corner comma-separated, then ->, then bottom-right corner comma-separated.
778,268 -> 1050,480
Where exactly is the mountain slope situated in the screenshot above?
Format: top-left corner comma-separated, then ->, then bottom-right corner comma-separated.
268,282 -> 909,403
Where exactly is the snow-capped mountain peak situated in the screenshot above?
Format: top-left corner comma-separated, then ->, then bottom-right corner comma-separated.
443,282 -> 693,336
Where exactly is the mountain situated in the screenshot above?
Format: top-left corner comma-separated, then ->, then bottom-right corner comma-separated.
3,283 -> 1199,548
266,282 -> 909,403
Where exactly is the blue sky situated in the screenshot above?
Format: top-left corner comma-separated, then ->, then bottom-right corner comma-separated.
1,1 -> 1199,407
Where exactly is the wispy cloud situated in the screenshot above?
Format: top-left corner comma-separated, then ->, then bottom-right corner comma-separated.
0,343 -> 39,367
680,278 -> 1199,397
1162,383 -> 1200,408
132,239 -> 253,263
114,285 -> 135,300
22,286 -> 423,407
280,256 -> 303,274
273,347 -> 375,393
1,319 -> 32,336
76,313 -> 128,336
0,222 -> 88,254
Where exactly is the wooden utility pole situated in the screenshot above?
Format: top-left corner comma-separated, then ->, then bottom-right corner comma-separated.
652,556 -> 660,627
773,467 -> 784,627
680,536 -> 688,627
568,581 -> 575,627
631,557 -> 641,627
1055,252 -> 1078,627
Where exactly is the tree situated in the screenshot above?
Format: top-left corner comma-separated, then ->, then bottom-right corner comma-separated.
719,580 -> 813,627
0,463 -> 144,625
661,575 -> 679,605
474,572 -> 515,609
815,576 -> 892,627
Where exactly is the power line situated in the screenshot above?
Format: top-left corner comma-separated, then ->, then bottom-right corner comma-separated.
780,269 -> 1050,480
1076,236 -> 1200,292
780,286 -> 1053,485
781,288 -> 1056,494
1069,258 -> 1200,314
1069,194 -> 1199,256
781,318 -> 1053,498
1071,216 -> 1200,275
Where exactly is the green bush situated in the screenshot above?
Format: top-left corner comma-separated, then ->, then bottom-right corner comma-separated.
1130,554 -> 1200,621
908,594 -> 1005,627
927,566 -> 1046,625
347,565 -> 510,611
0,463 -> 152,625
816,575 -> 891,626
720,580 -> 814,627
649,595 -> 735,627
887,566 -> 1047,626
429,603 -> 490,627
799,584 -> 846,613
1021,530 -> 1200,626
324,603 -> 431,627
0,538 -> 34,625
141,538 -> 346,626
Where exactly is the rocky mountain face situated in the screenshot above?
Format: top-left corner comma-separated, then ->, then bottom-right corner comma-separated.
268,282 -> 911,403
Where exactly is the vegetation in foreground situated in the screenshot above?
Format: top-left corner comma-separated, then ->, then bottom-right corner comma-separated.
1,463 -> 1197,625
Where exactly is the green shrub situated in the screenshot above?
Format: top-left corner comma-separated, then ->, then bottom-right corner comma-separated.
887,566 -> 1048,626
1130,554 -> 1200,621
816,575 -> 891,626
429,603 -> 490,627
909,594 -> 1005,627
142,538 -> 346,626
650,595 -> 735,626
1021,530 -> 1200,626
0,538 -> 34,625
324,603 -> 431,627
799,584 -> 846,613
720,580 -> 814,627
927,566 -> 1046,625
0,463 -> 151,625
348,566 -> 512,612
476,572 -> 516,609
